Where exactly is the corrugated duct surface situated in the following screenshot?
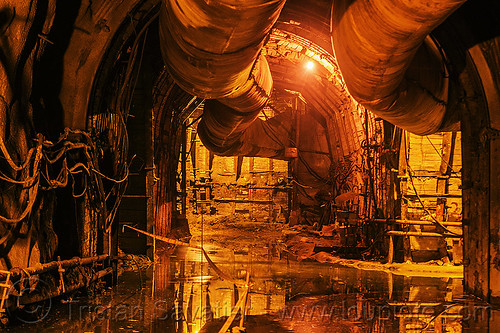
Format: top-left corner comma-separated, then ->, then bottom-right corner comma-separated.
159,0 -> 286,154
331,0 -> 466,135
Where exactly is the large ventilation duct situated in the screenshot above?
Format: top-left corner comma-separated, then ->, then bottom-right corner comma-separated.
159,0 -> 286,153
331,0 -> 466,135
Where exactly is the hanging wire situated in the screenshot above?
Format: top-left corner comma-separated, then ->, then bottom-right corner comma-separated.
403,132 -> 462,236
0,128 -> 132,234
419,303 -> 462,332
425,135 -> 457,173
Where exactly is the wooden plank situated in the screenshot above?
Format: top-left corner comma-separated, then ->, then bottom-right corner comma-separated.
372,219 -> 462,226
213,198 -> 273,204
387,231 -> 461,238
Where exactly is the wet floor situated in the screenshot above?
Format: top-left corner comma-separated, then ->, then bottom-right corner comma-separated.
4,244 -> 500,332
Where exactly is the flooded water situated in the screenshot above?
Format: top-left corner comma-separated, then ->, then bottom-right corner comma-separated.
3,244 -> 499,332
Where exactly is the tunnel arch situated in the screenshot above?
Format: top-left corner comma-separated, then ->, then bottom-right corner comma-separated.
245,25 -> 388,225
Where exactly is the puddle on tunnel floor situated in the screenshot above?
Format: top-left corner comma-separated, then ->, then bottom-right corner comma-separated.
4,244 -> 500,333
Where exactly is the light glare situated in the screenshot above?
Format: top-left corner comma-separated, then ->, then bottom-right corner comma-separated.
306,61 -> 314,70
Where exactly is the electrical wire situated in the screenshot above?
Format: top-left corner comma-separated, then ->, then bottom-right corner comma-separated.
419,303 -> 462,332
425,135 -> 457,173
0,127 -> 130,242
298,153 -> 329,183
0,8 -> 160,248
403,133 -> 462,236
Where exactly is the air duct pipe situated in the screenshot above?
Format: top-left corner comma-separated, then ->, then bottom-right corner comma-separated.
331,0 -> 466,135
159,0 -> 286,154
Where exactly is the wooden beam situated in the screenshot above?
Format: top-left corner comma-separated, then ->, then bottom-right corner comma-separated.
387,231 -> 462,238
214,198 -> 273,204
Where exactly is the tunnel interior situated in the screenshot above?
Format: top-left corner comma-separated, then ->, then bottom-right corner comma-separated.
0,0 -> 499,331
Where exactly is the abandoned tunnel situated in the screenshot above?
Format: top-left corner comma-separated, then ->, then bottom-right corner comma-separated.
0,0 -> 499,331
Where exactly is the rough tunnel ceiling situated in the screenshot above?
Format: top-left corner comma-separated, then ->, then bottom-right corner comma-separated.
274,0 -> 334,53
222,25 -> 384,223
210,26 -> 366,160
202,22 -> 381,163
262,28 -> 366,160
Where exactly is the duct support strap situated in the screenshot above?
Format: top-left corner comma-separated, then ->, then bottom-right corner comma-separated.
159,0 -> 285,154
331,0 -> 466,135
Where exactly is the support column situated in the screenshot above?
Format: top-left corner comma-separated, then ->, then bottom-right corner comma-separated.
489,134 -> 500,304
181,124 -> 188,216
461,89 -> 491,305
431,1 -> 500,305
145,87 -> 155,258
459,36 -> 500,305
461,60 -> 497,305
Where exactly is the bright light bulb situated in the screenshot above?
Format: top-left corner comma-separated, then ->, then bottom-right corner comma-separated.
306,61 -> 314,70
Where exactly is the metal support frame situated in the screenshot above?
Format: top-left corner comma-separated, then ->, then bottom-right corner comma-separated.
0,270 -> 11,315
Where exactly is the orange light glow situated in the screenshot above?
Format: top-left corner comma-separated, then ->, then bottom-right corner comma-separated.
305,61 -> 314,70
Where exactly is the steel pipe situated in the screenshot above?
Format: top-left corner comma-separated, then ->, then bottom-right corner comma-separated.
331,0 -> 466,135
15,267 -> 112,306
0,254 -> 109,278
159,0 -> 285,153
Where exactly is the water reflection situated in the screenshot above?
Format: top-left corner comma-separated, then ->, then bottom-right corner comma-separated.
3,244 -> 499,332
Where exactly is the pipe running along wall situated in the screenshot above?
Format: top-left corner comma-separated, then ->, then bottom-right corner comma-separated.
331,0 -> 466,135
159,0 -> 286,154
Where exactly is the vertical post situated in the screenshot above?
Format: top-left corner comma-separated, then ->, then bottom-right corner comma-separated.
388,235 -> 394,264
287,97 -> 299,223
109,212 -> 119,285
387,161 -> 399,264
181,123 -> 187,216
292,97 -> 301,211
399,131 -> 410,262
292,97 -> 298,210
191,129 -> 197,213
437,132 -> 455,194
249,157 -> 254,220
287,161 -> 293,223
233,156 -> 238,215
145,89 -> 155,258
268,158 -> 273,221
